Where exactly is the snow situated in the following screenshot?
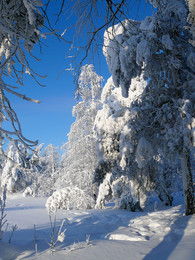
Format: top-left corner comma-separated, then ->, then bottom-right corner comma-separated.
46,187 -> 95,211
0,193 -> 195,260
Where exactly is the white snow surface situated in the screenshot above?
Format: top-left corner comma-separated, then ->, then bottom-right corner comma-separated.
0,193 -> 195,260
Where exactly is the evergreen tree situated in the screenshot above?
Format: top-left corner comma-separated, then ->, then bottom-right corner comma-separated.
94,0 -> 195,214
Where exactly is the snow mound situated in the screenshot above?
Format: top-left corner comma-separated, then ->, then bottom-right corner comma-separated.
46,187 -> 95,212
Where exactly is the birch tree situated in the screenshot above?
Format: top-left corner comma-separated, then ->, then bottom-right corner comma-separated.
58,65 -> 103,197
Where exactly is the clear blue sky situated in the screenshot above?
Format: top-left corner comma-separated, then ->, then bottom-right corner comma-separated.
6,36 -> 110,149
3,1 -> 153,151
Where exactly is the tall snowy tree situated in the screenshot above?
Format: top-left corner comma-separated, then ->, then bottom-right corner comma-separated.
94,74 -> 178,209
23,143 -> 60,197
57,65 -> 103,197
94,0 -> 195,215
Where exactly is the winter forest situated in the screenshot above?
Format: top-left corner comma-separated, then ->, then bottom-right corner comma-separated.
0,0 -> 195,259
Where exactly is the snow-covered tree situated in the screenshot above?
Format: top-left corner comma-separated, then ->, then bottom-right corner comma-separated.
42,144 -> 60,177
94,0 -> 195,215
33,144 -> 60,196
94,75 -> 157,209
57,65 -> 103,197
1,142 -> 28,193
29,143 -> 44,174
23,143 -> 60,197
23,143 -> 45,197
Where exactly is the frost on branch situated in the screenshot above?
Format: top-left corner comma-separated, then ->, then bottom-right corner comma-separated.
0,0 -> 45,150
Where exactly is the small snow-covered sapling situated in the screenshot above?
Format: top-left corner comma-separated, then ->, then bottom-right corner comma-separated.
47,208 -> 66,252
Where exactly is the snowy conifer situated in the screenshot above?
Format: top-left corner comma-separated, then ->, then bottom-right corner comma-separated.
95,0 -> 195,214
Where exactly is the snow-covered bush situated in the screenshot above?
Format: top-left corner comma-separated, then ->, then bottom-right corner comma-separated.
118,193 -> 140,211
46,187 -> 95,212
23,187 -> 34,197
95,174 -> 142,211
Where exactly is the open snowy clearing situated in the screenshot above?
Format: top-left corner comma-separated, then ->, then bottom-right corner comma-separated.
0,194 -> 195,260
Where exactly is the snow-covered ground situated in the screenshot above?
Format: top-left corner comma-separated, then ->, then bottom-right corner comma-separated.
1,194 -> 195,260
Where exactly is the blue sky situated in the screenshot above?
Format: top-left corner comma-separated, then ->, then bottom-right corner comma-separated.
3,1 -> 153,151
6,37 -> 110,149
4,19 -> 110,150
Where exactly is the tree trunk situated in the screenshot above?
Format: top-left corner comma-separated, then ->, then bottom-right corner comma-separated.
180,151 -> 195,215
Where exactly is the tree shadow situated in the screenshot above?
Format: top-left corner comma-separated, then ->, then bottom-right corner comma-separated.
3,208 -> 147,258
143,213 -> 192,260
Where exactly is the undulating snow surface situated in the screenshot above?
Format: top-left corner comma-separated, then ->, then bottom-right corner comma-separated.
1,194 -> 195,260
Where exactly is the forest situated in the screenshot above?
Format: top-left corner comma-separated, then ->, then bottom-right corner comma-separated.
0,0 -> 195,259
